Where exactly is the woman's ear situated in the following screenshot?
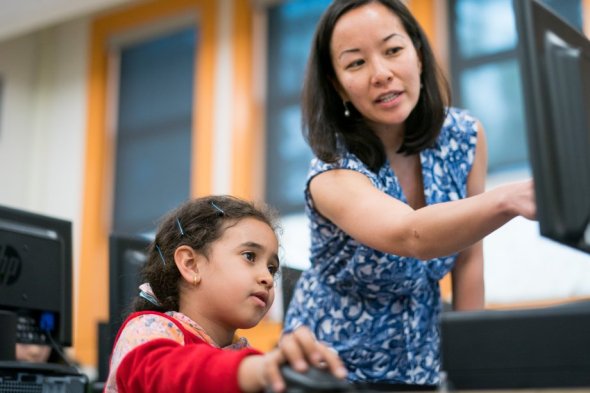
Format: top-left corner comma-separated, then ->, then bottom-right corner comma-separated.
174,245 -> 203,286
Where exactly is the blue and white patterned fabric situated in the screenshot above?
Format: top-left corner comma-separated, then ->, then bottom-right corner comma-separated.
283,107 -> 478,385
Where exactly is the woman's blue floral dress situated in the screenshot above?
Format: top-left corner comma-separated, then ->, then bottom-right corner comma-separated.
283,108 -> 478,385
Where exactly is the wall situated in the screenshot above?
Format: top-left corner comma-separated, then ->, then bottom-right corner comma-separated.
0,33 -> 38,206
0,18 -> 89,306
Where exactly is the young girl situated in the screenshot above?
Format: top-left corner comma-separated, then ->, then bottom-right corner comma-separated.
104,195 -> 346,393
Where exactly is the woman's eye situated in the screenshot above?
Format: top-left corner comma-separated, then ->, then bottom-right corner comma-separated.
243,252 -> 255,262
386,47 -> 402,55
346,59 -> 364,69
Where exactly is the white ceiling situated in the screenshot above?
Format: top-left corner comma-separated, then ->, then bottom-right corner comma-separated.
0,0 -> 137,42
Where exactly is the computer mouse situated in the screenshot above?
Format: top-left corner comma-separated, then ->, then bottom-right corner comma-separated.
278,364 -> 351,392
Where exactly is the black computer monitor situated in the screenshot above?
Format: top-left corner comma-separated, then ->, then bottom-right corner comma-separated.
0,205 -> 73,347
108,233 -> 151,337
98,233 -> 150,381
280,265 -> 303,320
514,0 -> 590,253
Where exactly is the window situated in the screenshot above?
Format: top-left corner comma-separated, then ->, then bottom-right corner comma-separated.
112,28 -> 196,234
265,0 -> 331,215
449,0 -> 583,172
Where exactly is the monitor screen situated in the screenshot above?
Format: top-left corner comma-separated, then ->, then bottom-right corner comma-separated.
514,0 -> 590,253
0,205 -> 72,347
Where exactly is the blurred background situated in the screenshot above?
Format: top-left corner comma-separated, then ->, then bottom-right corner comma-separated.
0,0 -> 589,375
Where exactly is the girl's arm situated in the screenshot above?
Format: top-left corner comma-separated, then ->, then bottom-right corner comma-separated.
117,338 -> 260,393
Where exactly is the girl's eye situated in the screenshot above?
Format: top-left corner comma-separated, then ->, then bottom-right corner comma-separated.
243,252 -> 255,262
268,264 -> 278,276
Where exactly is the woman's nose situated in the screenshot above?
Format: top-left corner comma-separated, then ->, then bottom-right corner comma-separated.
371,60 -> 394,86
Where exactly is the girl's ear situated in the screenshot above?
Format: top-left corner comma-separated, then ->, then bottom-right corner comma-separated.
174,245 -> 203,286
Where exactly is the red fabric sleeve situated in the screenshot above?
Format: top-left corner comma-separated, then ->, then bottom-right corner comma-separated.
116,337 -> 261,393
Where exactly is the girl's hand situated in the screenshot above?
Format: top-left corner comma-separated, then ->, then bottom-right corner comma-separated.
238,326 -> 347,392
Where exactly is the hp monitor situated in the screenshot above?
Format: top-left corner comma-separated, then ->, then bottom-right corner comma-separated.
0,205 -> 73,347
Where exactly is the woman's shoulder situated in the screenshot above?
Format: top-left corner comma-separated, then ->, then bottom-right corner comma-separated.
309,152 -> 376,178
438,107 -> 479,147
443,107 -> 479,133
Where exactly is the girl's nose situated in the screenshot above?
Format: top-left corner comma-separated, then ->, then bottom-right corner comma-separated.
258,267 -> 274,288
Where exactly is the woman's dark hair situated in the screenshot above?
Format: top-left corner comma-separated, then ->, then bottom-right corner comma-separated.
302,0 -> 451,172
132,195 -> 279,313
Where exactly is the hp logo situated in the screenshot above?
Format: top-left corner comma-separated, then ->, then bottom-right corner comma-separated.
0,244 -> 22,286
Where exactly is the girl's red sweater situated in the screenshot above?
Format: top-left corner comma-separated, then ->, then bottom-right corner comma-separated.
108,311 -> 261,393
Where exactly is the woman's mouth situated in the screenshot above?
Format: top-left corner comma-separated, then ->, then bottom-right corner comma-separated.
375,91 -> 402,104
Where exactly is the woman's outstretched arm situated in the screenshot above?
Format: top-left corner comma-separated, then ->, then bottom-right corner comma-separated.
308,126 -> 535,261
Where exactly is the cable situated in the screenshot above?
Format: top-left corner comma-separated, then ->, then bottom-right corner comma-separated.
45,330 -> 77,370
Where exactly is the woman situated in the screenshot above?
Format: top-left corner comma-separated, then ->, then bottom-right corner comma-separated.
283,0 -> 535,387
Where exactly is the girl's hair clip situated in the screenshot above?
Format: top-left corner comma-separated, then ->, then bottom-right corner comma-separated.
210,201 -> 225,217
176,218 -> 185,236
155,244 -> 166,265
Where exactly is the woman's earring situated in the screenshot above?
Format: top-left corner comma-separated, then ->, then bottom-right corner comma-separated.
343,101 -> 350,117
193,274 -> 197,287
